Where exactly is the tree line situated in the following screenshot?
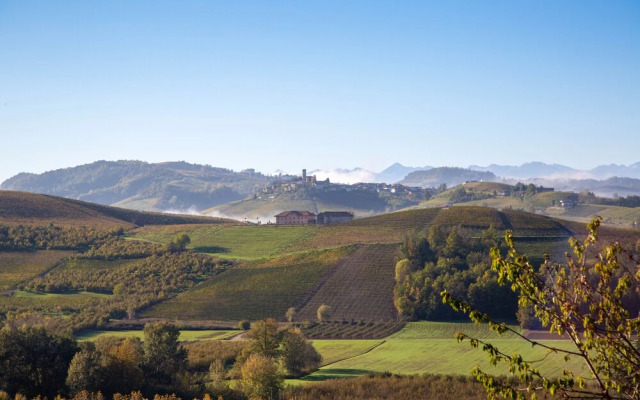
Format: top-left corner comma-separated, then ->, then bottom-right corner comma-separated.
0,319 -> 321,400
393,225 -> 518,321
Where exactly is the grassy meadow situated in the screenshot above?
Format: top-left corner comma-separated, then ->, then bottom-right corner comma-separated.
298,321 -> 585,382
132,224 -> 317,259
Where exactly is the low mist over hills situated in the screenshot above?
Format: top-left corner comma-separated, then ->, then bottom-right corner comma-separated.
470,162 -> 640,180
310,162 -> 640,186
4,160 -> 640,216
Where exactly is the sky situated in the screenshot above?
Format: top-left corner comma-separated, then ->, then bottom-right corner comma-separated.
1,1 -> 638,184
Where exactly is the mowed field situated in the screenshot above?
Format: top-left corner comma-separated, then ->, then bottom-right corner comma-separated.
300,321 -> 586,382
132,224 -> 316,260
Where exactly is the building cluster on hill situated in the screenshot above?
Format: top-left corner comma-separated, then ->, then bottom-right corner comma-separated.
274,210 -> 354,225
256,169 -> 428,200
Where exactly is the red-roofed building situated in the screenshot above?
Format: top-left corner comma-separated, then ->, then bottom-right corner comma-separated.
275,211 -> 317,225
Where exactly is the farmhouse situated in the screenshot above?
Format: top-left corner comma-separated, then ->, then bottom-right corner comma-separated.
317,211 -> 354,225
275,211 -> 317,225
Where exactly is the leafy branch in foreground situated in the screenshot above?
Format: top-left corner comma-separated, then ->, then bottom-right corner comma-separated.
442,217 -> 640,399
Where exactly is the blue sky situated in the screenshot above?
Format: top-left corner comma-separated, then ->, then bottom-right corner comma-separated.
1,1 -> 638,183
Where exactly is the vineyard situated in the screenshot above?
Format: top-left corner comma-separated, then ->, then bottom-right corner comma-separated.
3,190 -> 640,396
294,244 -> 400,323
502,209 -> 571,236
302,321 -> 406,339
141,246 -> 357,321
0,250 -> 72,290
431,206 -> 506,229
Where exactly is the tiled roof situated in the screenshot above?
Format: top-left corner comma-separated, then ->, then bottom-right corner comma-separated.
275,210 -> 316,217
317,211 -> 353,217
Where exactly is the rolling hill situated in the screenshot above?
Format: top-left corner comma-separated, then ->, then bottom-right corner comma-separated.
204,184 -> 424,221
3,191 -> 640,342
0,160 -> 271,212
398,167 -> 498,188
0,190 -> 238,228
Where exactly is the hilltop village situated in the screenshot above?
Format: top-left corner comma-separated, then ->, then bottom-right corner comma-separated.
257,169 -> 429,200
259,169 -> 425,224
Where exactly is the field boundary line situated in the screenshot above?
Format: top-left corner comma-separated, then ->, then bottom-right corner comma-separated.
28,255 -> 70,282
321,339 -> 386,367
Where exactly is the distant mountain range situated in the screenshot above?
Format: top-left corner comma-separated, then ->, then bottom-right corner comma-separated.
312,162 -> 640,185
469,162 -> 640,180
311,163 -> 433,184
3,160 -> 640,215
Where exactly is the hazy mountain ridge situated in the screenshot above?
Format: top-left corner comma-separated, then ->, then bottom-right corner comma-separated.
399,167 -> 498,188
310,162 -> 432,184
470,162 -> 640,180
525,176 -> 640,198
4,160 -> 640,215
1,160 -> 271,212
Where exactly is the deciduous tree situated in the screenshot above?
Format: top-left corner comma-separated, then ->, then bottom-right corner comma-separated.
0,327 -> 77,398
66,342 -> 105,395
240,354 -> 283,400
245,318 -> 281,358
143,322 -> 187,386
317,304 -> 332,322
280,329 -> 322,377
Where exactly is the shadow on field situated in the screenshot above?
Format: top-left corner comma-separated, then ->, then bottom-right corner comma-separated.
300,368 -> 376,381
193,246 -> 230,254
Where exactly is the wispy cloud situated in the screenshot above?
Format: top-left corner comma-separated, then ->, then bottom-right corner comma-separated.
311,168 -> 378,184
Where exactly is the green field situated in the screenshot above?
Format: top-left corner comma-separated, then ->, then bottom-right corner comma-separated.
307,339 -> 583,380
56,257 -> 140,272
311,339 -> 384,366
299,321 -> 585,382
132,225 -> 317,259
76,329 -> 240,341
388,321 -> 521,339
